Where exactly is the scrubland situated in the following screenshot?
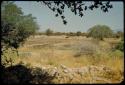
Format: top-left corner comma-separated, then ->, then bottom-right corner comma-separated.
2,35 -> 124,84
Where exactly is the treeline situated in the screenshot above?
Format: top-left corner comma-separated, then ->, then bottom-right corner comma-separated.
35,27 -> 124,52
35,29 -> 88,36
35,28 -> 124,39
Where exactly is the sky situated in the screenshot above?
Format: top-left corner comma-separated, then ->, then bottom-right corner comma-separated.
14,1 -> 124,32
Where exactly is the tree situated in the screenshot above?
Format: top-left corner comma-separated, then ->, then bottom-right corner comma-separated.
115,31 -> 124,38
39,1 -> 113,25
87,25 -> 113,40
76,31 -> 82,36
1,1 -> 39,66
1,1 -> 39,49
68,32 -> 76,36
46,28 -> 53,36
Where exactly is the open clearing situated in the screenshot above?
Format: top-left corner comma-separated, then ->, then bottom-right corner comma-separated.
10,35 -> 124,83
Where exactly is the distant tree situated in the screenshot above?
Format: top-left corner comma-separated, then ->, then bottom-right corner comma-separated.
76,31 -> 82,36
54,32 -> 65,36
39,1 -> 113,25
115,31 -> 124,38
88,25 -> 113,40
68,32 -> 76,36
81,32 -> 88,37
46,29 -> 53,36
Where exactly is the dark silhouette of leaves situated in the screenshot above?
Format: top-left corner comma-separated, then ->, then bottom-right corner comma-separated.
61,16 -> 65,19
103,8 -> 108,12
61,5 -> 64,9
52,8 -> 55,12
57,8 -> 62,14
89,5 -> 94,10
84,6 -> 87,10
38,1 -> 113,25
80,13 -> 83,17
63,20 -> 67,25
55,14 -> 58,17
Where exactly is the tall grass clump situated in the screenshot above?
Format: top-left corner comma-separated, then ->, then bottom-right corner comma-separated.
74,41 -> 100,57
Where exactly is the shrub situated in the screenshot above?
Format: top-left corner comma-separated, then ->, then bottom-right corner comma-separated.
76,31 -> 82,36
74,42 -> 99,57
46,29 -> 53,36
114,31 -> 124,38
109,50 -> 124,58
1,48 -> 18,67
115,41 -> 124,52
67,32 -> 76,36
88,25 -> 113,40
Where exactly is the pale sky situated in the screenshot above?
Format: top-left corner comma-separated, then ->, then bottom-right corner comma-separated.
14,1 -> 124,32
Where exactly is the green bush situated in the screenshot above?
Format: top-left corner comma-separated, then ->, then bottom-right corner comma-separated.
1,48 -> 18,67
115,41 -> 124,52
109,50 -> 124,58
114,31 -> 124,38
88,25 -> 113,40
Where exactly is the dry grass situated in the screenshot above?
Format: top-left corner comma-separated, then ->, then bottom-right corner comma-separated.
3,35 -> 124,83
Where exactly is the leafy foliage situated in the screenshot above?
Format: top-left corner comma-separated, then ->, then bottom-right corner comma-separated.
1,2 -> 39,49
39,1 -> 113,24
115,41 -> 124,52
88,25 -> 113,40
1,1 -> 39,66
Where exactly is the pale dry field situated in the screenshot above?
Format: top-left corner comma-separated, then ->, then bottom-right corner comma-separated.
10,35 -> 124,83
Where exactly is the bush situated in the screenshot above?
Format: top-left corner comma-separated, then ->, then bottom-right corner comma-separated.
109,50 -> 124,58
76,31 -> 81,36
88,25 -> 113,40
115,41 -> 124,52
46,29 -> 53,36
66,32 -> 76,36
114,31 -> 124,38
1,48 -> 18,67
74,42 -> 99,57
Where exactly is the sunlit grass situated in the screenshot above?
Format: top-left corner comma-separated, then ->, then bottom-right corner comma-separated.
3,35 -> 124,83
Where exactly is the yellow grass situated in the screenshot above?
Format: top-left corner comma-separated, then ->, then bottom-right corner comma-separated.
3,35 -> 124,83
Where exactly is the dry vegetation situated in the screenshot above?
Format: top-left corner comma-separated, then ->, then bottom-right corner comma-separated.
4,35 -> 124,84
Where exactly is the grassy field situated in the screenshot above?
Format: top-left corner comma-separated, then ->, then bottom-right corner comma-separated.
3,35 -> 124,83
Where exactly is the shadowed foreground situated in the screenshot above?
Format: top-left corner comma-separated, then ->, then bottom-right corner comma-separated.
1,63 -> 124,84
1,64 -> 55,84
